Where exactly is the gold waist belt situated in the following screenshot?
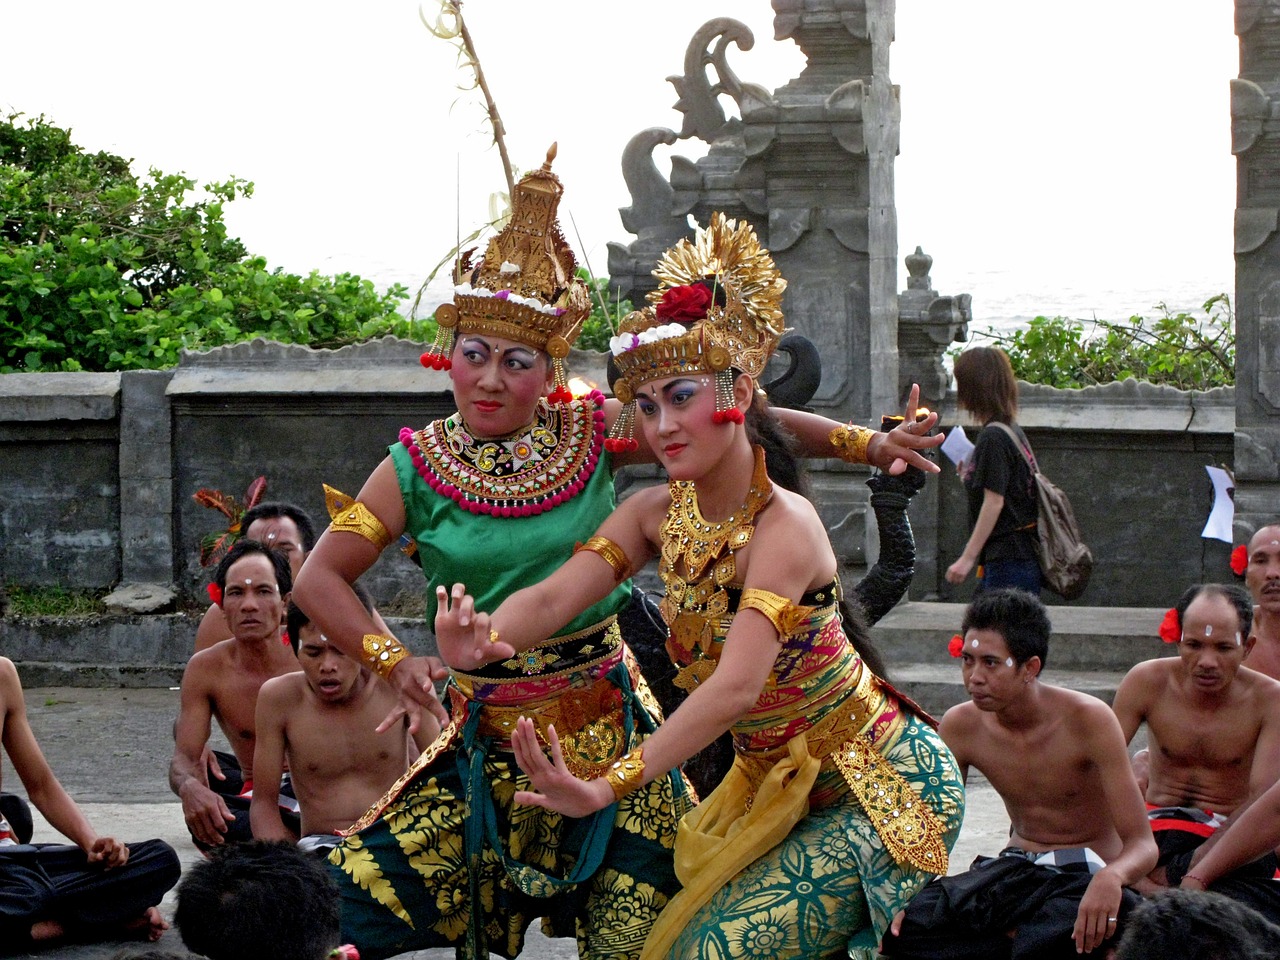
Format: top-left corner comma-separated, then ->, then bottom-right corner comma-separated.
737,664 -> 949,874
473,648 -> 638,780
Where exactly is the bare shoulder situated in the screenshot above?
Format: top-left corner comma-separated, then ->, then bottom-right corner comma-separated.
1238,665 -> 1280,712
1117,657 -> 1172,694
938,701 -> 982,754
0,656 -> 20,706
182,643 -> 231,683
1047,685 -> 1123,734
259,672 -> 306,706
762,486 -> 826,534
749,489 -> 834,575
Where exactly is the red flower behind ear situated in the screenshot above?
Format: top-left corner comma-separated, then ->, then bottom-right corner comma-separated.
948,634 -> 964,658
1231,544 -> 1248,576
655,284 -> 712,322
206,582 -> 222,606
1158,608 -> 1180,644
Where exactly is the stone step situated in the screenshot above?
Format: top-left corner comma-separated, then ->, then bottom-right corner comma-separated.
871,601 -> 1174,673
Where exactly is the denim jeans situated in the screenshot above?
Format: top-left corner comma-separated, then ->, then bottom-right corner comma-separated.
977,558 -> 1042,596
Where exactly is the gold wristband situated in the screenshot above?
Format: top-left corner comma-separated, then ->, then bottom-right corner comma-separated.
575,536 -> 633,583
362,633 -> 408,680
604,746 -> 646,802
324,484 -> 393,552
829,424 -> 876,465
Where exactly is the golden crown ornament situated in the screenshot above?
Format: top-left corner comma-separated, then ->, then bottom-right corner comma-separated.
605,213 -> 788,451
421,144 -> 590,404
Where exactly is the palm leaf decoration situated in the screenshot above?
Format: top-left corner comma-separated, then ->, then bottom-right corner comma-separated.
193,476 -> 268,567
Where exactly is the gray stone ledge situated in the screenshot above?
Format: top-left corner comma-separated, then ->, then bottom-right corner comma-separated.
168,338 -> 611,397
940,380 -> 1234,434
0,372 -> 120,421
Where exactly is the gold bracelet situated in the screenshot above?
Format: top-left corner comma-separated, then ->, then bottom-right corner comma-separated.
362,633 -> 408,680
829,424 -> 876,465
604,746 -> 646,802
574,536 -> 633,583
324,484 -> 393,552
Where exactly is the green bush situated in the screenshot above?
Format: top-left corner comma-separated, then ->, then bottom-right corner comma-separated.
0,113 -> 413,372
958,295 -> 1234,390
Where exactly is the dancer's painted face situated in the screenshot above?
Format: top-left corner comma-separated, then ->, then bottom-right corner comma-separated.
449,335 -> 552,438
635,373 -> 747,482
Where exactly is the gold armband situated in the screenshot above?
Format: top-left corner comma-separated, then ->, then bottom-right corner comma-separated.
829,423 -> 876,465
604,746 -> 646,802
362,634 -> 408,680
575,536 -> 633,583
738,588 -> 815,640
323,483 -> 393,552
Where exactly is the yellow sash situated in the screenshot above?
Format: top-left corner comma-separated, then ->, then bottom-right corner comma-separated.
641,735 -> 820,959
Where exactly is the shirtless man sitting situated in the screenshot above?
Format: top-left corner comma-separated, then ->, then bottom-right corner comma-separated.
1,655 -> 180,949
1111,582 -> 1280,914
1241,523 -> 1280,680
882,589 -> 1156,960
194,501 -> 315,652
170,539 -> 303,850
250,591 -> 440,851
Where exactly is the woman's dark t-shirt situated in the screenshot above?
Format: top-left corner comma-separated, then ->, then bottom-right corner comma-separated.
963,422 -> 1039,564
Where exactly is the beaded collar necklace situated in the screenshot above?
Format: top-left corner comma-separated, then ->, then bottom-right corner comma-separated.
400,390 -> 605,517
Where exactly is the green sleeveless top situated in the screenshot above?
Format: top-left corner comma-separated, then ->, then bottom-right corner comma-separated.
391,393 -> 630,637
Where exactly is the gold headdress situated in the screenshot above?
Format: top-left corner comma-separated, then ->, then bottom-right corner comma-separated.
422,145 -> 590,403
605,213 -> 787,450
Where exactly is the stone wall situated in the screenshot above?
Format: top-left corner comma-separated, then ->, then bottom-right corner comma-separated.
0,341 -> 1239,611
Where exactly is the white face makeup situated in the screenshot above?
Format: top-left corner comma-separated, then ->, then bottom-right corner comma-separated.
1005,657 -> 1014,667
1205,624 -> 1212,637
970,638 -> 979,648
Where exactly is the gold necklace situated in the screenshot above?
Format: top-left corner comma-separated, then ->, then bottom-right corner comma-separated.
659,446 -> 773,691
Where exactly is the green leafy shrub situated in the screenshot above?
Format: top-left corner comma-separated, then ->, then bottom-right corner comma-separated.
0,113 -> 412,371
958,295 -> 1234,390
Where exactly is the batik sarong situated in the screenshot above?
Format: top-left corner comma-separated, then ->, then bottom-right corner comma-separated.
329,636 -> 692,960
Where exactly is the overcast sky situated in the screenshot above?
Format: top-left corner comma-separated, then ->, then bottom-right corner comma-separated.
3,1 -> 1237,321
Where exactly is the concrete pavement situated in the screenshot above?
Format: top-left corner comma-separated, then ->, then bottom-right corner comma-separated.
5,684 -> 1019,960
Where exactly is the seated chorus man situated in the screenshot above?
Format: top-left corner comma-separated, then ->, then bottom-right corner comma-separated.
1242,522 -> 1280,679
251,591 -> 439,851
882,589 -> 1156,960
1111,583 -> 1280,917
170,539 -> 302,850
194,501 -> 316,652
0,655 -> 180,951
176,839 -> 355,960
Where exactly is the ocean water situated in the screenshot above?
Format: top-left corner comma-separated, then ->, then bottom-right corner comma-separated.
951,266 -> 1233,339
390,265 -> 1233,343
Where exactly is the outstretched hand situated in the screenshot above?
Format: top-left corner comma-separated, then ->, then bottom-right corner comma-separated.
433,583 -> 515,669
511,717 -> 614,818
375,653 -> 450,735
870,383 -> 943,475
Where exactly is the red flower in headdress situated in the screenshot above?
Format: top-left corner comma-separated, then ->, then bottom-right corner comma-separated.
1158,608 -> 1180,644
207,582 -> 223,606
1230,544 -> 1248,576
948,634 -> 964,658
655,284 -> 712,323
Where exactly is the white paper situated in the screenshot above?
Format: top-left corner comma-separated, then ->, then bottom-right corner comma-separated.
940,425 -> 975,467
1201,465 -> 1235,543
